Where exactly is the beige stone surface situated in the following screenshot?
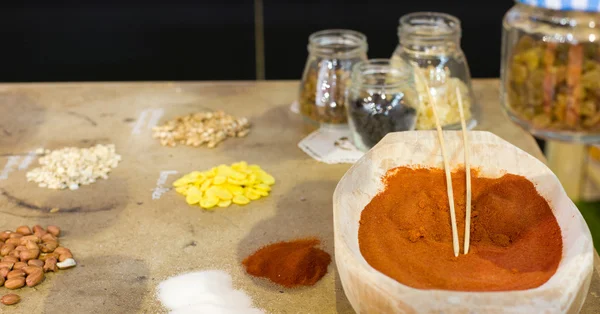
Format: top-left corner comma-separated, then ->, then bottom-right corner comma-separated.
0,79 -> 597,313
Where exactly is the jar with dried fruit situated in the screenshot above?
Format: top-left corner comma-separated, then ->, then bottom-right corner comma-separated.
501,0 -> 600,142
346,59 -> 419,151
299,29 -> 368,126
392,12 -> 477,130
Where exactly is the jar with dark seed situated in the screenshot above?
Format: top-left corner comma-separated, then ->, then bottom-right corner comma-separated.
347,59 -> 419,151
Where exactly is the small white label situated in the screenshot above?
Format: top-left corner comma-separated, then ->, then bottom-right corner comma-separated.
152,170 -> 178,200
131,109 -> 164,135
298,127 -> 364,164
0,156 -> 21,180
18,151 -> 37,170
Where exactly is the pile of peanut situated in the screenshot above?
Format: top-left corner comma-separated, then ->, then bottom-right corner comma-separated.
0,225 -> 76,306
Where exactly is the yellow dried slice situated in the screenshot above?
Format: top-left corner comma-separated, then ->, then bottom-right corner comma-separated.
213,175 -> 227,185
259,172 -> 275,185
227,177 -> 245,186
254,183 -> 271,192
254,188 -> 269,197
175,186 -> 190,195
213,186 -> 233,200
185,186 -> 203,205
218,199 -> 232,207
244,188 -> 261,200
200,194 -> 219,209
232,195 -> 250,205
200,178 -> 213,192
173,177 -> 193,187
217,165 -> 234,176
226,184 -> 244,196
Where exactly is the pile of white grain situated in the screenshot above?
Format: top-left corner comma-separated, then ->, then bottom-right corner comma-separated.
26,144 -> 121,190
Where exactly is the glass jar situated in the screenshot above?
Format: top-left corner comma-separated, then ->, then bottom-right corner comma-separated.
392,12 -> 477,130
347,59 -> 419,151
501,1 -> 600,142
299,29 -> 368,126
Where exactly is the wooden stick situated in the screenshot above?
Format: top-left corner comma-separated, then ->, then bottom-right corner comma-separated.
414,66 -> 460,257
456,84 -> 472,254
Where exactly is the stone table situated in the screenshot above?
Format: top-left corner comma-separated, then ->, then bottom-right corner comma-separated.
0,79 -> 598,313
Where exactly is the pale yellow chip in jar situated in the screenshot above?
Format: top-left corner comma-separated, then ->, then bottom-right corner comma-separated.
232,195 -> 250,205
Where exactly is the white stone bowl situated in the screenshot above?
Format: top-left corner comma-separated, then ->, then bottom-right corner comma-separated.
333,131 -> 594,314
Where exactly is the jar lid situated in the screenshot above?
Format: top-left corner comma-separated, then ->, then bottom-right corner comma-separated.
519,0 -> 600,12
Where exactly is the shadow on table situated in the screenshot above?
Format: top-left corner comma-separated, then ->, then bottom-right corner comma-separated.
42,255 -> 150,314
0,92 -> 46,154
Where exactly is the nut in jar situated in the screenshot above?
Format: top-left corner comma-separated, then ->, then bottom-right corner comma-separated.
298,29 -> 368,125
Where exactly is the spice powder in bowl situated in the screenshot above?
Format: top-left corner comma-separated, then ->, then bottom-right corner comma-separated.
358,167 -> 562,291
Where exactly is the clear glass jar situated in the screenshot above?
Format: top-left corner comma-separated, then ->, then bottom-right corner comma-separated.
299,29 -> 368,126
501,1 -> 600,142
347,59 -> 419,151
392,12 -> 477,130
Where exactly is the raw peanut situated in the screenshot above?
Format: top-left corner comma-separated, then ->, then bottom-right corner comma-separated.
25,241 -> 38,250
28,259 -> 44,268
46,226 -> 60,237
41,233 -> 57,243
8,251 -> 19,259
25,269 -> 44,287
5,238 -> 21,246
0,294 -> 20,305
14,246 -> 26,252
4,277 -> 25,289
20,235 -> 40,245
2,256 -> 18,264
43,258 -> 57,272
8,233 -> 22,239
6,270 -> 24,279
22,266 -> 42,275
0,276 -> 4,287
0,262 -> 14,270
19,249 -> 39,262
58,252 -> 73,262
39,241 -> 58,253
54,247 -> 72,256
0,244 -> 14,256
0,267 -> 9,278
32,225 -> 46,238
13,262 -> 26,270
0,232 -> 11,241
16,226 -> 32,236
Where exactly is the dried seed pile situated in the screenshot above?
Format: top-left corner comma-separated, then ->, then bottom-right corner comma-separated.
174,161 -> 275,210
26,144 -> 121,190
0,225 -> 76,303
152,111 -> 250,148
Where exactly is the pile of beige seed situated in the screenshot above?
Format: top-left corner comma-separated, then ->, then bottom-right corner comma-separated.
0,225 -> 76,306
152,111 -> 250,148
26,144 -> 121,190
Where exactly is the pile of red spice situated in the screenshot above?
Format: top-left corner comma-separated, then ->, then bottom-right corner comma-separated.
242,239 -> 331,288
359,167 -> 563,291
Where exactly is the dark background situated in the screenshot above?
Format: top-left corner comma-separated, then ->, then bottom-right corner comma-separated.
0,0 -> 513,82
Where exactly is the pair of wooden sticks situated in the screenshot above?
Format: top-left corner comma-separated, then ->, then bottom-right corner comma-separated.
413,65 -> 471,257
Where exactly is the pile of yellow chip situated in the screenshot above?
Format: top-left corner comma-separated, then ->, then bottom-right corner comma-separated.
173,161 -> 275,209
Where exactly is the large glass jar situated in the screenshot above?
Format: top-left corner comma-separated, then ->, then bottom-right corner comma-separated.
299,29 -> 368,126
501,1 -> 600,142
347,59 -> 419,151
392,12 -> 477,130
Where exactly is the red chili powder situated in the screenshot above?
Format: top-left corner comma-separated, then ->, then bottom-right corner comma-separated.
358,167 -> 563,291
242,239 -> 331,288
